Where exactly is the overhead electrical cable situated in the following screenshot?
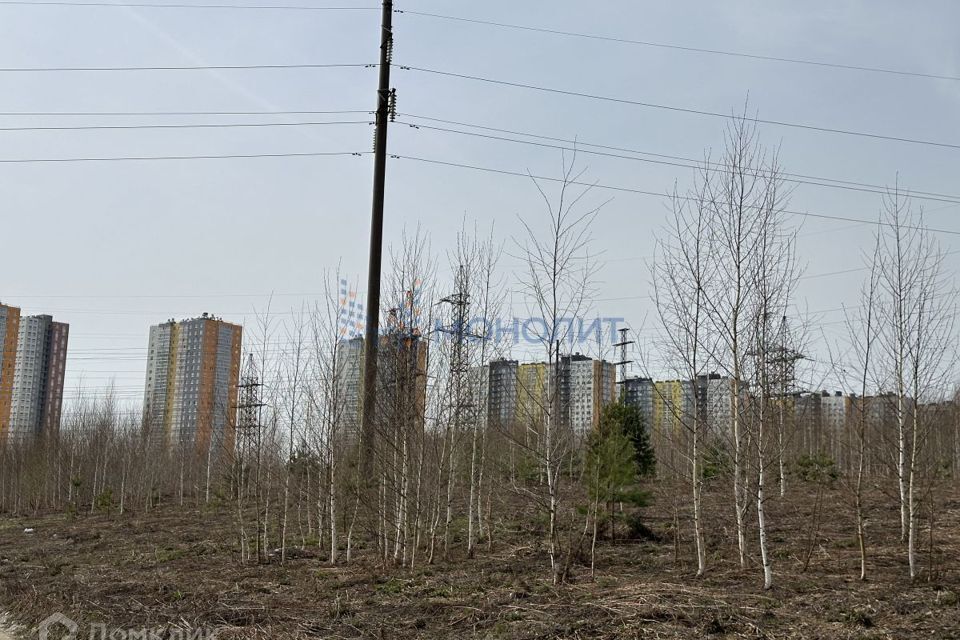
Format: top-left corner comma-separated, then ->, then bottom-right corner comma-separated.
0,109 -> 371,116
395,10 -> 960,83
0,150 -> 369,163
0,62 -> 375,72
400,113 -> 960,202
389,153 -> 960,237
0,119 -> 372,132
395,117 -> 960,205
0,1 -> 378,10
398,65 -> 960,151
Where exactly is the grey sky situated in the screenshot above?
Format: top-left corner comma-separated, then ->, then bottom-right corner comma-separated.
2,0 -> 958,407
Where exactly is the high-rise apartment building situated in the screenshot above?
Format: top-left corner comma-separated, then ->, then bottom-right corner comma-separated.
622,376 -> 655,429
821,391 -> 849,435
486,359 -> 519,431
470,363 -> 490,431
635,374 -> 742,469
559,354 -> 616,437
652,379 -> 697,437
475,355 -> 616,439
791,390 -> 853,467
0,304 -> 69,444
334,332 -> 428,443
0,304 -> 20,441
143,314 -> 242,453
334,336 -> 365,441
703,374 -> 740,436
516,361 -> 548,429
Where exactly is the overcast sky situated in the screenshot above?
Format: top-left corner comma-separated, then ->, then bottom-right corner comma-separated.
2,0 -> 958,408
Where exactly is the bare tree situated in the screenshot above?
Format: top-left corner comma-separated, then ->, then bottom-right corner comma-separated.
309,266 -> 353,565
516,151 -> 603,583
877,185 -> 920,544
685,107 -> 799,588
845,232 -> 883,581
652,180 -> 717,577
902,210 -> 954,580
700,111 -> 766,569
466,226 -> 506,559
746,151 -> 797,590
369,228 -> 435,567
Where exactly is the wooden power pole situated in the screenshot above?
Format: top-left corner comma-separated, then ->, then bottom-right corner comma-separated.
360,0 -> 394,477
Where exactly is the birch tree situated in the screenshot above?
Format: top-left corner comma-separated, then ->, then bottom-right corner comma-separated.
652,181 -> 717,577
843,232 -> 882,581
901,208 -> 953,580
747,154 -> 797,590
701,112 -> 766,569
516,152 -> 602,583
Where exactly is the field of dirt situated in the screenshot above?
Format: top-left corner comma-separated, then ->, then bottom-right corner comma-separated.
1,485 -> 958,639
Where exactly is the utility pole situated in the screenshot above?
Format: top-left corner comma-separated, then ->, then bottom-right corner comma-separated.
770,315 -> 803,497
438,264 -> 471,559
613,327 -> 634,401
236,353 -> 264,563
440,266 -> 471,435
360,0 -> 394,477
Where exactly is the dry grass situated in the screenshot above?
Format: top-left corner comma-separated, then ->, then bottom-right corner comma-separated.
1,483 -> 958,639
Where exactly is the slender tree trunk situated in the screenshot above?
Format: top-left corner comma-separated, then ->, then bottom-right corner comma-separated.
467,418 -> 480,559
757,405 -> 773,589
205,439 -> 213,505
778,400 -> 786,498
897,389 -> 908,542
329,458 -> 338,564
908,439 -> 918,579
855,412 -> 868,581
692,422 -> 706,576
732,373 -> 747,568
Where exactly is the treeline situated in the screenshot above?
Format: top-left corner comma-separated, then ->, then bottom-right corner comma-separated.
1,110 -> 957,590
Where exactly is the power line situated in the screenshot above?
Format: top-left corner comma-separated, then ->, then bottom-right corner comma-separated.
389,153 -> 960,237
0,150 -> 369,163
22,308 -> 329,316
7,246 -> 888,300
7,110 -> 953,204
2,3 -> 950,84
0,109 -> 370,116
493,222 -> 884,270
796,248 -> 960,282
398,65 -> 960,151
13,250 -> 960,315
395,116 -> 960,205
401,113 -> 960,202
0,119 -> 371,132
396,10 -> 960,83
66,344 -> 311,354
11,247 -> 958,311
44,290 -> 908,331
799,267 -> 870,281
10,291 -> 333,299
0,62 -> 374,72
0,1 -> 378,10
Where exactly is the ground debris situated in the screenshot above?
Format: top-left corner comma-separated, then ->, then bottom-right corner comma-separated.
0,487 -> 957,639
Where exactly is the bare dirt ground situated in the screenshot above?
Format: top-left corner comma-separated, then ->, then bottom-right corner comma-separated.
0,485 -> 958,639
0,627 -> 16,640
